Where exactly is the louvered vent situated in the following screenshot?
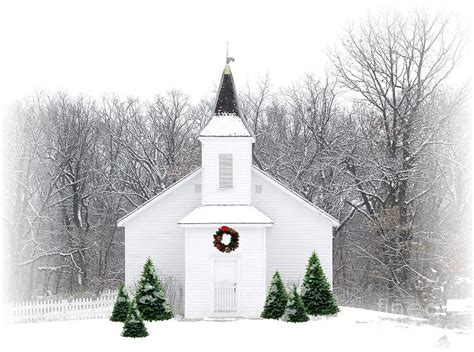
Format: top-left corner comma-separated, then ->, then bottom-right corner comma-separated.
219,154 -> 233,190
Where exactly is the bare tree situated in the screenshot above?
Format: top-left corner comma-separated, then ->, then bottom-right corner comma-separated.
330,11 -> 468,314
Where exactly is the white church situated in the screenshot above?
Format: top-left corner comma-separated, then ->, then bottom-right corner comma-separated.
117,59 -> 339,319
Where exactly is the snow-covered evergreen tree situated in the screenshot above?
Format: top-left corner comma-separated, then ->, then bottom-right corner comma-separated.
261,271 -> 288,319
301,251 -> 339,315
110,283 -> 130,322
135,257 -> 173,321
121,299 -> 148,338
281,284 -> 309,323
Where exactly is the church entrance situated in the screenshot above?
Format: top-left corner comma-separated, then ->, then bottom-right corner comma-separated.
213,259 -> 238,314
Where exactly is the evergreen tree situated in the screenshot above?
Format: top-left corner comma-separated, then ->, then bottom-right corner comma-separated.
301,251 -> 339,315
281,284 -> 309,323
261,271 -> 288,319
121,299 -> 149,338
110,283 -> 131,322
135,257 -> 174,321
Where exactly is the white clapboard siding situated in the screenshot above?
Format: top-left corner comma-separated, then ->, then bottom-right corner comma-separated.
250,168 -> 334,288
124,170 -> 202,293
201,138 -> 253,205
3,290 -> 116,324
184,227 -> 266,319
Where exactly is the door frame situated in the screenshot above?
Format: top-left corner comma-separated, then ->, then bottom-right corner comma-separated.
211,257 -> 240,316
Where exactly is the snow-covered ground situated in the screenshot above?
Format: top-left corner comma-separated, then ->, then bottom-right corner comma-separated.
2,307 -> 471,351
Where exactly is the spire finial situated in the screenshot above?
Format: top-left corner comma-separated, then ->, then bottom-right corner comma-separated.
226,42 -> 235,64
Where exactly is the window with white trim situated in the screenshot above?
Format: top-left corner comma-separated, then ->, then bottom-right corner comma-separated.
219,153 -> 233,190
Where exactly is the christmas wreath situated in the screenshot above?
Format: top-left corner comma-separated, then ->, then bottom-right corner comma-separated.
213,226 -> 239,253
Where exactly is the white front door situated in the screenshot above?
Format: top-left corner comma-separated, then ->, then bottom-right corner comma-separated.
213,259 -> 238,313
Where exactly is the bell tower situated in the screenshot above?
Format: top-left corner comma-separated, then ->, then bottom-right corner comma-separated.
199,58 -> 255,206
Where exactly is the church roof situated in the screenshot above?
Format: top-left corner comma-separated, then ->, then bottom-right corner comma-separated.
199,61 -> 254,138
117,166 -> 339,227
178,205 -> 273,226
199,114 -> 252,137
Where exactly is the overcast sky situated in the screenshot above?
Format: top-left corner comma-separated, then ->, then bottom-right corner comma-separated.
0,0 -> 471,112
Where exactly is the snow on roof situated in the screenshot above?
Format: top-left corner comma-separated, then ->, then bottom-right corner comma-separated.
178,205 -> 273,225
117,168 -> 202,226
252,166 -> 340,227
199,114 -> 252,137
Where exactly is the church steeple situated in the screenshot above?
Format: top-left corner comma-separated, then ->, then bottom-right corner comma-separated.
201,52 -> 253,138
213,62 -> 240,116
199,53 -> 255,206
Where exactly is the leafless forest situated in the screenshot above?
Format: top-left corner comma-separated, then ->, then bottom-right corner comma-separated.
3,12 -> 471,316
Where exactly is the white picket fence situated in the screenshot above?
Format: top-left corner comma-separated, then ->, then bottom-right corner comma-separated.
3,290 -> 117,324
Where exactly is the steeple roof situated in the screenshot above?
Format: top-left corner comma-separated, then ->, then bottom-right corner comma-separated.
200,59 -> 254,139
214,64 -> 240,116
